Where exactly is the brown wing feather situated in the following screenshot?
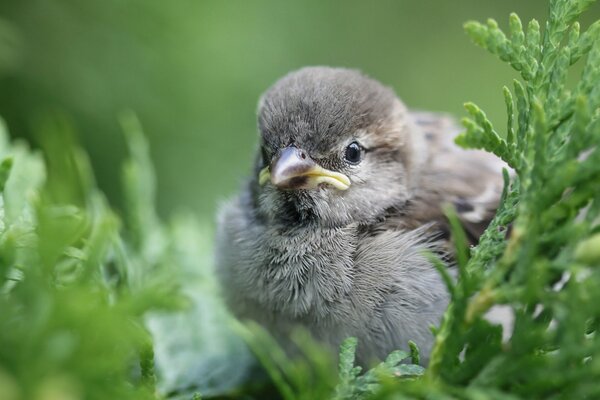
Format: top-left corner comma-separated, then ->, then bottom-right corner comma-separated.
388,111 -> 506,245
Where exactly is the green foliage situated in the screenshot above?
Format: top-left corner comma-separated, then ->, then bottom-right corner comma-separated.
0,110 -> 254,399
233,323 -> 423,400
0,113 -> 192,399
233,320 -> 338,400
428,0 -> 600,397
333,338 -> 424,400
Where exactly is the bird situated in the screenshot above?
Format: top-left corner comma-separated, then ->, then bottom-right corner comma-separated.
215,66 -> 504,366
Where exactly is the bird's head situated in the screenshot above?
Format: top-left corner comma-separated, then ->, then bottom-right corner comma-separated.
252,67 -> 426,227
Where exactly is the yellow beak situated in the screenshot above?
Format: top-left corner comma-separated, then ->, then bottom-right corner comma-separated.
258,146 -> 350,191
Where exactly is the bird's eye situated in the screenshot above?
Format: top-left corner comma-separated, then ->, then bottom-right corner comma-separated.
344,142 -> 362,164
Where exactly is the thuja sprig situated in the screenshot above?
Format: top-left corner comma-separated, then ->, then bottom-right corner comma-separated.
425,0 -> 600,397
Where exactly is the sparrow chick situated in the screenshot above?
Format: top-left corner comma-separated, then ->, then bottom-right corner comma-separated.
216,67 -> 504,365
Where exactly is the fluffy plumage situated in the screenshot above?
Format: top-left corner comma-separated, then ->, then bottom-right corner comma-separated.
215,66 -> 504,365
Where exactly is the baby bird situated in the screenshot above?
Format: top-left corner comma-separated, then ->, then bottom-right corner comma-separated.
215,67 -> 504,365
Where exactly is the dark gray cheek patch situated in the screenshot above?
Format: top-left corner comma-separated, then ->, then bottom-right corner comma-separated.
280,176 -> 308,190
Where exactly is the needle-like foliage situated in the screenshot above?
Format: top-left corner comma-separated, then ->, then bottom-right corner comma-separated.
0,113 -> 189,400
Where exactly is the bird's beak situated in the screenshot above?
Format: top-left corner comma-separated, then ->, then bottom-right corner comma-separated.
258,146 -> 350,190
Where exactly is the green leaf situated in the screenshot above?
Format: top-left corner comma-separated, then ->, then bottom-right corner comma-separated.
526,19 -> 541,77
0,157 -> 12,193
570,19 -> 600,64
338,337 -> 359,381
509,13 -> 525,49
513,79 -> 529,157
456,102 -> 518,169
408,341 -> 420,366
464,21 -> 488,48
383,350 -> 409,368
503,86 -> 515,146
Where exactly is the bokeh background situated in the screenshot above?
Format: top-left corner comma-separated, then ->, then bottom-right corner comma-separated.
0,0 -> 598,222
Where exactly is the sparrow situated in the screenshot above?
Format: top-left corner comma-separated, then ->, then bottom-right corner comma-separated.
215,66 -> 504,366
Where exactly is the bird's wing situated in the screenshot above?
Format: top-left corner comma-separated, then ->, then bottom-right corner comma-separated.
409,111 -> 507,244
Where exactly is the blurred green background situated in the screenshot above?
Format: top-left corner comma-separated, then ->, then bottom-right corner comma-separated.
0,0 -> 598,221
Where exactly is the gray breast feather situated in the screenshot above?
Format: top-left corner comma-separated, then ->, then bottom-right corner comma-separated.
350,225 -> 449,364
215,197 -> 449,365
